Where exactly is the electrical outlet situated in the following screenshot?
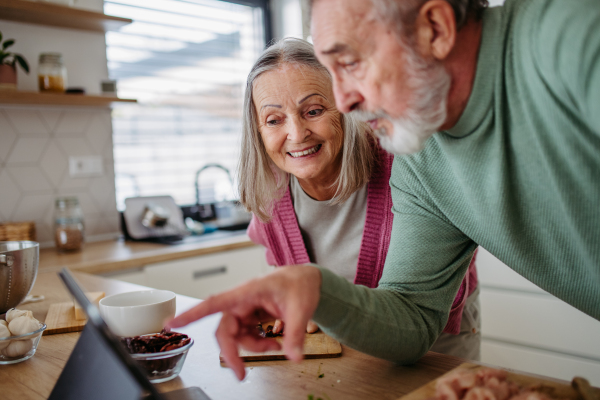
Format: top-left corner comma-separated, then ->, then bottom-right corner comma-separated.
69,156 -> 104,177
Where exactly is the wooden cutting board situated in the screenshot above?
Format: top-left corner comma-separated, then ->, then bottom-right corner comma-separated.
398,363 -> 600,400
219,328 -> 342,362
43,302 -> 87,335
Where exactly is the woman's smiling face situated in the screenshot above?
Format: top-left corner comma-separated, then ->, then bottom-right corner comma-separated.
253,64 -> 344,189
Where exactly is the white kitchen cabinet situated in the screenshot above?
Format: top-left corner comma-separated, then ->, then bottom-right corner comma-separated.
107,268 -> 147,286
476,248 -> 600,385
128,246 -> 271,300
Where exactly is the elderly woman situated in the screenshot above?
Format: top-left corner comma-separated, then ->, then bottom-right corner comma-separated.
237,38 -> 480,360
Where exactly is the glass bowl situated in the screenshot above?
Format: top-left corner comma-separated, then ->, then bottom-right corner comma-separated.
129,338 -> 194,383
0,323 -> 47,364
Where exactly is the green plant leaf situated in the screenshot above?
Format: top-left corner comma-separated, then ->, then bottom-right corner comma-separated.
2,39 -> 14,50
0,53 -> 9,64
15,54 -> 29,73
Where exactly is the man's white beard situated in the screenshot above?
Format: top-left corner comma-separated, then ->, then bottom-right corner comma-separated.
351,43 -> 451,155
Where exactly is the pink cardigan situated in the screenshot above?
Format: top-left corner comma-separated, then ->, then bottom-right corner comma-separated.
247,146 -> 478,335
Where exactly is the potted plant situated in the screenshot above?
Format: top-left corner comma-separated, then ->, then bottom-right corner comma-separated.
0,31 -> 29,90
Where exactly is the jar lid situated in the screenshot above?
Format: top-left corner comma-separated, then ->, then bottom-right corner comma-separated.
39,53 -> 63,64
56,197 -> 79,208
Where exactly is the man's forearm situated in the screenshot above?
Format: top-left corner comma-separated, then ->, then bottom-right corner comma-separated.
312,268 -> 446,364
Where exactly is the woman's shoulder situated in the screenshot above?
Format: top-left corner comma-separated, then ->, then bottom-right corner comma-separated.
373,142 -> 394,176
253,185 -> 295,228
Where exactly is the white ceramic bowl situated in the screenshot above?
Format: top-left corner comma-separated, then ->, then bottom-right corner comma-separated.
99,290 -> 176,337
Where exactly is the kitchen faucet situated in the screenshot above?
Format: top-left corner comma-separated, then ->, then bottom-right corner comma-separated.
194,163 -> 234,207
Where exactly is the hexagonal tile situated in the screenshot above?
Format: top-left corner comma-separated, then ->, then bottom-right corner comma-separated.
39,110 -> 63,133
35,222 -> 53,244
5,109 -> 49,137
0,111 -> 18,163
104,211 -> 121,233
54,110 -> 93,137
103,132 -> 115,159
39,142 -> 68,187
11,193 -> 54,222
56,137 -> 95,157
6,138 -> 49,164
0,169 -> 21,218
85,113 -> 112,153
60,175 -> 90,190
88,176 -> 115,209
55,190 -> 99,216
103,189 -> 118,213
7,166 -> 52,192
43,202 -> 56,232
83,213 -> 107,236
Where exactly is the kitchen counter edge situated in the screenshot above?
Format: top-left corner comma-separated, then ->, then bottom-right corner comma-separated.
38,233 -> 256,275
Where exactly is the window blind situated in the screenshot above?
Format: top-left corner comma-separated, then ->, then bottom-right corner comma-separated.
105,0 -> 267,209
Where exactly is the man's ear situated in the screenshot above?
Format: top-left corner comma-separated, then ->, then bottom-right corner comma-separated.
414,0 -> 456,60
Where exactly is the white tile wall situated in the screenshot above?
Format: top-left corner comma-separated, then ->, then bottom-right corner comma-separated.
0,106 -> 120,247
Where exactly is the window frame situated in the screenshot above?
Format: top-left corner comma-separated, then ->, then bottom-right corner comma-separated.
219,0 -> 273,44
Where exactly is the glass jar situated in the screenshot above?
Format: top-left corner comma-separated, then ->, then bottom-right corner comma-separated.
38,53 -> 67,92
54,197 -> 84,251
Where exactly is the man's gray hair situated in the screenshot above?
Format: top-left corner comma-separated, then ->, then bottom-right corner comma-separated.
238,38 -> 376,222
309,0 -> 488,32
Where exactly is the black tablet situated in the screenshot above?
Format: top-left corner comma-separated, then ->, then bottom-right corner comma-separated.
50,268 -> 210,400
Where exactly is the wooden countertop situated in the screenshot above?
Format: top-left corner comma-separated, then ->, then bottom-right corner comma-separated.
39,233 -> 256,275
0,271 -> 466,400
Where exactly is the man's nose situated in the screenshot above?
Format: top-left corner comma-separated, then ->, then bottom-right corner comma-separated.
332,77 -> 363,113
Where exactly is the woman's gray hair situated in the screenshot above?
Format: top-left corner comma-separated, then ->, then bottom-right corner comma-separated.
238,38 -> 376,222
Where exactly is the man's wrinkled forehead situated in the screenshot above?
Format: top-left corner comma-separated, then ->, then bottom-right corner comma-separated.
311,0 -> 378,57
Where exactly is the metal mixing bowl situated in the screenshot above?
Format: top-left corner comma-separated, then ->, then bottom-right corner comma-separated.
0,241 -> 39,314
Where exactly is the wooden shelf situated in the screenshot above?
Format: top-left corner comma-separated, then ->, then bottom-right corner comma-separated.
0,90 -> 137,106
0,0 -> 132,32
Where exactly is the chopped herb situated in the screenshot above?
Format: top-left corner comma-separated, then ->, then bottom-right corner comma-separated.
319,373 -> 325,378
308,395 -> 314,400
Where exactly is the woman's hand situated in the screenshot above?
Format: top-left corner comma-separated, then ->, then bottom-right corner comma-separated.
273,319 -> 319,334
166,265 -> 322,380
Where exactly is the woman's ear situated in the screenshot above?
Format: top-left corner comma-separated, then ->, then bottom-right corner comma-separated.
414,0 -> 456,60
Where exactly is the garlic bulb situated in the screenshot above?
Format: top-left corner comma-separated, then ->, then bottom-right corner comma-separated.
2,339 -> 33,358
0,325 -> 10,351
8,316 -> 40,336
6,308 -> 33,323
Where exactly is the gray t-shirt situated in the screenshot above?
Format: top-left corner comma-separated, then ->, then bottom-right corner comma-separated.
290,176 -> 368,282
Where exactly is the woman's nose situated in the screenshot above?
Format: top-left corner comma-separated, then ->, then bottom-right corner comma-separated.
287,116 -> 309,142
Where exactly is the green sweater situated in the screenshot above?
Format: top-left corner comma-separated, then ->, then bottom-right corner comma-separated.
312,0 -> 600,363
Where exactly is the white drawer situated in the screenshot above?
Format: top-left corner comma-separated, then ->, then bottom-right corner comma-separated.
144,246 -> 268,299
102,267 -> 148,286
480,288 -> 600,359
482,339 -> 600,386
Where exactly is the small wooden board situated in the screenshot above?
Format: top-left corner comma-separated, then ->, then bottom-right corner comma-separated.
219,330 -> 342,362
44,302 -> 87,335
398,363 -> 600,400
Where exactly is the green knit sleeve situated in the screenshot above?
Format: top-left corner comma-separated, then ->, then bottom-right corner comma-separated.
312,158 -> 476,364
533,0 -> 600,129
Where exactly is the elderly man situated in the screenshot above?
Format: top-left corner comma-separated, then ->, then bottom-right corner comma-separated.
169,0 -> 600,380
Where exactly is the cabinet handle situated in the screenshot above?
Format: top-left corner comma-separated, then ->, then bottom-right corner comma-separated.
193,266 -> 227,280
